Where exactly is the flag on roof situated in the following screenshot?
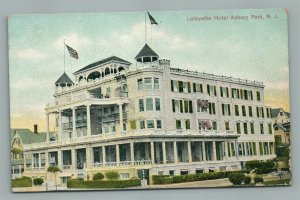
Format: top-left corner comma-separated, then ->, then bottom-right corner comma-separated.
65,44 -> 79,59
148,12 -> 158,25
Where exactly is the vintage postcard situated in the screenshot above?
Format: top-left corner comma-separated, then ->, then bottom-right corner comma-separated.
9,8 -> 290,192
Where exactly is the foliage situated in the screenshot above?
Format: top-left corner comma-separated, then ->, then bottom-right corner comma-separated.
47,166 -> 60,173
244,176 -> 252,185
254,175 -> 264,184
11,148 -> 20,155
67,178 -> 141,188
12,176 -> 32,187
263,179 -> 291,186
93,172 -> 105,181
228,173 -> 245,185
105,171 -> 120,180
245,160 -> 276,174
152,172 -> 229,185
275,145 -> 290,158
33,178 -> 44,185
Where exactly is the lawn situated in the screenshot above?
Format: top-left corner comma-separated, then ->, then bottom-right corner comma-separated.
264,179 -> 291,186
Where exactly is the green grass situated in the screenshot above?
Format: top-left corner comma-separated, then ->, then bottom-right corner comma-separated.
264,179 -> 291,186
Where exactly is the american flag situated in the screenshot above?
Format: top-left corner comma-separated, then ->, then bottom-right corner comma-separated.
65,44 -> 79,59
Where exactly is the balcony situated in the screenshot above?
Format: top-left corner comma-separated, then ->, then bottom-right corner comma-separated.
98,112 -> 127,123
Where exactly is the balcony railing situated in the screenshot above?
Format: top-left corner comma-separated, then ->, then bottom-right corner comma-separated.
62,165 -> 71,170
99,112 -> 127,123
134,160 -> 152,165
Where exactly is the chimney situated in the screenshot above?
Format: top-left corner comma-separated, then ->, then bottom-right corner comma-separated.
34,124 -> 38,134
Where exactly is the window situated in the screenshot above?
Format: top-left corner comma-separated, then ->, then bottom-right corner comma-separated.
256,91 -> 261,101
260,123 -> 264,134
220,86 -> 229,97
188,100 -> 193,113
185,119 -> 191,129
212,121 -> 217,130
176,120 -> 182,130
208,102 -> 216,115
144,78 -> 152,90
242,106 -> 246,116
235,105 -> 239,116
222,104 -> 231,116
243,123 -> 248,134
225,121 -> 230,131
268,123 -> 272,134
236,122 -> 241,134
154,78 -> 159,90
139,99 -> 144,112
146,98 -> 153,111
155,98 -> 161,111
171,80 -> 178,92
169,170 -> 175,176
266,108 -> 270,118
248,106 -> 253,117
147,120 -> 155,128
104,127 -> 109,133
111,125 -> 116,132
250,122 -> 254,134
157,120 -> 162,129
137,79 -> 143,90
140,120 -> 145,129
256,107 -> 264,118
184,100 -> 189,113
106,87 -> 111,93
178,81 -> 184,93
193,83 -> 203,93
207,85 -> 217,96
232,88 -> 240,99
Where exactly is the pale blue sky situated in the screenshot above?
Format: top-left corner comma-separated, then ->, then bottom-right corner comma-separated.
9,8 -> 289,131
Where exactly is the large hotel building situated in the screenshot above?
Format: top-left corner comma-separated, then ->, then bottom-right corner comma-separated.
22,43 -> 275,185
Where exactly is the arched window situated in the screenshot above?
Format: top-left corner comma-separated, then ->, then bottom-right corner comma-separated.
110,68 -> 113,73
79,76 -> 84,82
118,66 -> 125,72
105,67 -> 110,76
114,68 -> 117,73
87,71 -> 101,81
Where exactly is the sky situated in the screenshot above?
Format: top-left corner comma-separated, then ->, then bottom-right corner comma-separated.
9,8 -> 290,132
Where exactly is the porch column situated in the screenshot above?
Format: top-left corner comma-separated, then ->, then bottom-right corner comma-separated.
72,107 -> 76,140
130,143 -> 134,165
116,144 -> 120,166
58,111 -> 62,142
31,154 -> 34,170
212,141 -> 217,161
38,153 -> 41,170
224,141 -> 229,160
46,113 -> 50,144
86,104 -> 91,137
45,150 -> 49,170
57,149 -> 62,168
102,146 -> 106,166
202,141 -> 207,161
162,141 -> 167,164
173,141 -> 178,163
187,141 -> 192,163
86,145 -> 91,169
119,104 -> 124,132
150,142 -> 155,164
71,147 -> 76,170
235,141 -> 239,159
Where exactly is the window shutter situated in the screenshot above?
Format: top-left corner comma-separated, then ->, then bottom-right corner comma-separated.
172,99 -> 175,112
262,108 -> 265,118
226,87 -> 229,97
220,87 -> 223,97
228,105 -> 231,116
180,100 -> 183,113
207,85 -> 210,95
193,83 -> 196,92
214,86 -> 217,96
256,107 -> 259,117
171,80 -> 174,92
222,104 -> 225,115
187,82 -> 191,93
189,100 -> 193,113
200,84 -> 203,93
209,103 -> 212,115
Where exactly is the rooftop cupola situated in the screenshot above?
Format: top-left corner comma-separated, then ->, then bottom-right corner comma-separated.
135,43 -> 159,63
55,72 -> 74,87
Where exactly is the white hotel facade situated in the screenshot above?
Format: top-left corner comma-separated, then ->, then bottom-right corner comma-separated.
23,44 -> 275,185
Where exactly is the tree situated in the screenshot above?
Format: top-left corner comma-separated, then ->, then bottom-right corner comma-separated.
47,166 -> 60,190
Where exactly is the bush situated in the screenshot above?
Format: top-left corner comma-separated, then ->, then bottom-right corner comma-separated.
93,173 -> 104,181
33,178 -> 44,185
228,173 -> 245,185
67,178 -> 141,188
12,176 -> 32,188
245,160 -> 262,171
244,176 -> 252,185
47,166 -> 60,172
254,176 -> 264,184
105,171 -> 120,180
152,175 -> 171,184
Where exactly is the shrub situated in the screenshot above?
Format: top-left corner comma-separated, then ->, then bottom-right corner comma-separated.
47,166 -> 60,172
12,176 -> 32,188
93,173 -> 104,181
33,178 -> 44,185
245,160 -> 262,171
105,171 -> 120,180
244,176 -> 252,185
254,176 -> 264,184
67,179 -> 141,188
152,175 -> 170,184
228,172 -> 245,185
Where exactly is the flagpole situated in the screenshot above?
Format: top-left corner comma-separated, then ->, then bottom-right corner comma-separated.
145,12 -> 147,44
64,39 -> 66,72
